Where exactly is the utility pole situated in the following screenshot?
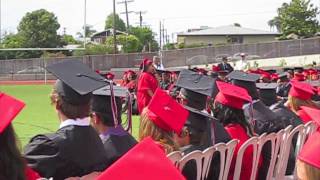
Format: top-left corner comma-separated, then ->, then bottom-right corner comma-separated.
113,0 -> 117,54
159,21 -> 162,50
63,27 -> 66,35
162,21 -> 165,48
118,0 -> 134,29
135,11 -> 147,27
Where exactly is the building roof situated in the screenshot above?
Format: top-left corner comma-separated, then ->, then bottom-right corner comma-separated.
178,25 -> 280,36
91,29 -> 127,38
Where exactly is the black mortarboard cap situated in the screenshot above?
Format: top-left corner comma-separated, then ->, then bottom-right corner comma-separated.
256,83 -> 278,90
184,105 -> 215,146
283,67 -> 294,72
91,86 -> 128,126
294,67 -> 304,73
176,69 -> 215,97
93,86 -> 129,98
47,59 -> 106,95
227,70 -> 261,82
227,71 -> 261,99
265,69 -> 277,74
278,72 -> 289,81
256,83 -> 278,106
46,60 -> 107,105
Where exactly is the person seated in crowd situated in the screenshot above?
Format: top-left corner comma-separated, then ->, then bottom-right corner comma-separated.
24,60 -> 110,180
296,107 -> 320,180
90,85 -> 137,165
276,72 -> 291,98
137,58 -> 159,114
139,88 -> 189,154
217,56 -> 234,72
175,69 -> 230,144
227,71 -> 285,179
285,81 -> 320,123
257,83 -> 302,175
175,69 -> 231,180
158,69 -> 172,90
125,70 -> 137,92
120,71 -> 129,87
0,93 -> 40,180
213,81 -> 263,180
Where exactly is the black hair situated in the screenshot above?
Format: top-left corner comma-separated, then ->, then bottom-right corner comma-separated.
213,102 -> 254,136
91,96 -> 123,127
0,124 -> 26,180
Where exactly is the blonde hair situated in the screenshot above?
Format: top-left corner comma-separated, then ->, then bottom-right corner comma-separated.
287,95 -> 319,113
139,108 -> 179,154
297,159 -> 320,180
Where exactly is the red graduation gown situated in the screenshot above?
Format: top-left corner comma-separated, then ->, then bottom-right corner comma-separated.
297,109 -> 312,124
225,124 -> 262,180
137,72 -> 158,113
25,167 -> 41,180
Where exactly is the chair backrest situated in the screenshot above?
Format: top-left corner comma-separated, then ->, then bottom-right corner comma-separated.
233,137 -> 259,180
220,139 -> 238,180
304,121 -> 317,139
275,125 -> 305,180
179,150 -> 203,180
267,129 -> 285,180
167,151 -> 183,167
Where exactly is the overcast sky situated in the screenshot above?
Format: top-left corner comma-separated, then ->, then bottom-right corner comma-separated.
2,0 -> 320,41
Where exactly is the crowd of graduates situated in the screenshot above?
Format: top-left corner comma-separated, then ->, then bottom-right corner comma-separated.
1,55 -> 320,180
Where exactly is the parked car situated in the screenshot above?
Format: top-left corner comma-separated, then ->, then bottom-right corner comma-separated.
17,66 -> 45,74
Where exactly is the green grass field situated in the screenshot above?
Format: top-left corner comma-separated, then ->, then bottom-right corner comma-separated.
0,85 -> 140,147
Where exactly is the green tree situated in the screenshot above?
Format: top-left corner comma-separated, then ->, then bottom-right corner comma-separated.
233,23 -> 241,27
105,13 -> 126,32
106,34 -> 140,53
73,44 -> 111,56
76,25 -> 97,38
18,9 -> 61,48
268,16 -> 281,32
61,35 -> 79,45
129,26 -> 159,52
271,0 -> 319,39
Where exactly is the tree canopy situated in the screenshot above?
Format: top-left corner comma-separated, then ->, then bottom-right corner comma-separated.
269,0 -> 320,39
105,13 -> 126,32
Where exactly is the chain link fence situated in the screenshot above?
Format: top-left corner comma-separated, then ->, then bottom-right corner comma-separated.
0,37 -> 319,81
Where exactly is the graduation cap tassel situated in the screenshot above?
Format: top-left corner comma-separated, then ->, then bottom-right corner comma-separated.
109,81 -> 119,127
125,91 -> 133,133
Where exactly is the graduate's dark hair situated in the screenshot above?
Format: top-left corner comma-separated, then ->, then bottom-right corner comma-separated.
0,124 -> 26,180
213,102 -> 254,136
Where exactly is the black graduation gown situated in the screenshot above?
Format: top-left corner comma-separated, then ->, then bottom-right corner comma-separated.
181,120 -> 231,180
102,134 -> 137,165
24,125 -> 110,180
276,83 -> 291,98
243,100 -> 285,180
270,101 -> 304,175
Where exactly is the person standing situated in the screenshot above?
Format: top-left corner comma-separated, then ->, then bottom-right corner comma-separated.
217,56 -> 234,72
137,58 -> 159,114
153,56 -> 165,70
24,60 -> 110,180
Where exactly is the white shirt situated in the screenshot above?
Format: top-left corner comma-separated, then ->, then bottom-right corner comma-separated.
235,60 -> 248,71
59,117 -> 90,129
154,64 -> 165,70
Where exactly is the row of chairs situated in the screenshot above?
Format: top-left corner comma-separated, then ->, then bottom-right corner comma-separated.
167,121 -> 318,180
